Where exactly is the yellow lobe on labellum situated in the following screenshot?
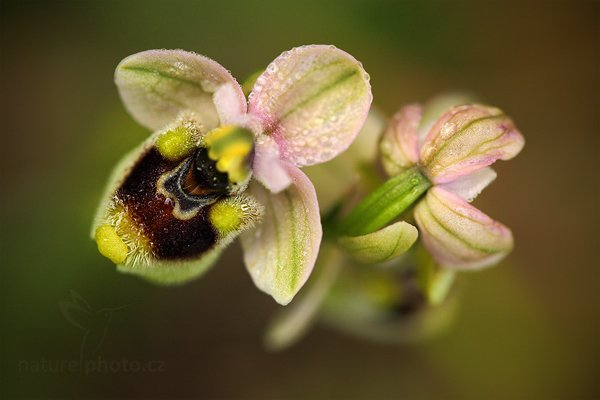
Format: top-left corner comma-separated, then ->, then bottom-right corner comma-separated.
209,201 -> 245,235
156,126 -> 195,161
95,225 -> 129,264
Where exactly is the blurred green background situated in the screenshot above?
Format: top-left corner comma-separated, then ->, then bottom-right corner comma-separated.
1,1 -> 598,398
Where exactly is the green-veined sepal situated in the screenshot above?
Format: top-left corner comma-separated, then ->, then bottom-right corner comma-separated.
240,163 -> 322,305
338,221 -> 418,264
115,49 -> 246,132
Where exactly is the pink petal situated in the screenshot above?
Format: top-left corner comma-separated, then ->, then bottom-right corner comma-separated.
252,135 -> 293,193
240,164 -> 323,305
213,83 -> 247,126
380,104 -> 422,176
414,187 -> 513,270
115,49 -> 246,131
248,45 -> 372,167
419,104 -> 525,184
437,167 -> 497,202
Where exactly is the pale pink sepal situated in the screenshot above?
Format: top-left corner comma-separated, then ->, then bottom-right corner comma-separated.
115,49 -> 245,131
248,45 -> 372,167
416,92 -> 477,146
379,104 -> 422,176
414,187 -> 513,270
419,104 -> 525,184
240,164 -> 323,305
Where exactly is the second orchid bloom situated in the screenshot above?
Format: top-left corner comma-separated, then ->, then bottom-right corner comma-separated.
92,45 -> 372,304
339,101 -> 525,270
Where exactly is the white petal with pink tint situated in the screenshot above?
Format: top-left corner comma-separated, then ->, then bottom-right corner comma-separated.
414,187 -> 513,270
240,164 -> 322,305
213,83 -> 247,126
419,104 -> 525,184
437,167 -> 497,202
380,105 -> 422,176
115,49 -> 246,131
252,135 -> 293,193
248,45 -> 372,166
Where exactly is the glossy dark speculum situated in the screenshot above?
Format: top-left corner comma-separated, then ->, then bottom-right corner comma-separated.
192,147 -> 229,192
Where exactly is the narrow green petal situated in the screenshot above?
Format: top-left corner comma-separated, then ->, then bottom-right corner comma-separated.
337,167 -> 431,236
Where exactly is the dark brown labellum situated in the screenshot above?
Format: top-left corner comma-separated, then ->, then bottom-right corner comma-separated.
116,148 -> 219,260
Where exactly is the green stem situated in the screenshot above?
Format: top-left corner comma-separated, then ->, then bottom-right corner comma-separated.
335,167 -> 431,236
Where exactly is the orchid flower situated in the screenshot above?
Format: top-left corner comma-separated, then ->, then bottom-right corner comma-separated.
91,45 -> 372,304
344,102 -> 525,269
